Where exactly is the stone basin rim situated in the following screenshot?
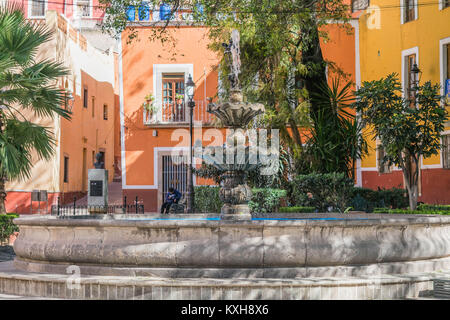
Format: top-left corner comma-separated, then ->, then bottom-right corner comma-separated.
12,214 -> 450,228
12,213 -> 450,277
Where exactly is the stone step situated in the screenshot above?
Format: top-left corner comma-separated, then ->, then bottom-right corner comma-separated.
1,261 -> 449,300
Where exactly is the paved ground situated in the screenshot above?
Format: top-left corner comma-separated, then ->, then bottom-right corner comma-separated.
0,293 -> 61,300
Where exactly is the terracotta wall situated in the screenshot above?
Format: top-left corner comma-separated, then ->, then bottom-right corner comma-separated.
5,11 -> 115,214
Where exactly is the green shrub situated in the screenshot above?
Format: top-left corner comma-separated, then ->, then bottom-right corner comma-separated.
249,188 -> 287,214
417,204 -> 450,211
291,173 -> 354,212
279,206 -> 316,213
348,187 -> 408,212
373,208 -> 450,215
0,214 -> 19,244
194,186 -> 222,213
194,187 -> 288,214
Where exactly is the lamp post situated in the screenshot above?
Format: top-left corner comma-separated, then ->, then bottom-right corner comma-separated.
186,74 -> 195,213
411,63 -> 422,90
410,63 -> 422,108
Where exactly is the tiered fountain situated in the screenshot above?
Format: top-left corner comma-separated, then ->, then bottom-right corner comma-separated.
205,30 -> 264,219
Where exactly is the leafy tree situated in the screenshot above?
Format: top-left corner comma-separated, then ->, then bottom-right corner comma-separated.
0,4 -> 71,213
99,0 -> 353,169
354,74 -> 448,210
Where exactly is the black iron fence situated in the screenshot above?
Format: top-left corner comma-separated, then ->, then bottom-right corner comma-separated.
51,196 -> 145,216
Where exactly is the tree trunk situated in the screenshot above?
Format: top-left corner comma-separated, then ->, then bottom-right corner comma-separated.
407,184 -> 418,211
0,176 -> 7,214
301,18 -> 328,119
402,154 -> 419,211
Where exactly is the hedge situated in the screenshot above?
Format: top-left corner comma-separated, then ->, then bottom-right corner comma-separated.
417,204 -> 450,211
373,208 -> 450,215
248,189 -> 287,214
290,173 -> 354,213
0,214 -> 19,245
279,206 -> 316,213
194,187 -> 287,214
348,187 -> 408,212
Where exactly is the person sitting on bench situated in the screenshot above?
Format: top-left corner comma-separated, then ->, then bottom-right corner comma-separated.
161,187 -> 182,214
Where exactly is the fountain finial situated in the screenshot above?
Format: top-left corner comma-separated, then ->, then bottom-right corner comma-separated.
223,29 -> 241,92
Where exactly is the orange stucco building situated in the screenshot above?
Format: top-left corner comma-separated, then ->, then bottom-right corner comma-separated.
118,8 -> 359,212
5,11 -> 117,214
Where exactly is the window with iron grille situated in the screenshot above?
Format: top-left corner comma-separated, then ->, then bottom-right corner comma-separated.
162,155 -> 187,205
91,96 -> 95,117
405,53 -> 417,107
103,104 -> 108,120
403,0 -> 416,23
445,43 -> 450,106
443,135 -> 450,169
30,0 -> 45,17
83,87 -> 88,108
63,156 -> 69,183
352,0 -> 370,12
77,0 -> 91,17
162,73 -> 186,122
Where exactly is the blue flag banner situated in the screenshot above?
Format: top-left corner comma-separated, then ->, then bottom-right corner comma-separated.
126,6 -> 135,21
138,4 -> 150,21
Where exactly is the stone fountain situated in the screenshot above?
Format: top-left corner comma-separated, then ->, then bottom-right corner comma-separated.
205,29 -> 264,219
4,30 -> 450,301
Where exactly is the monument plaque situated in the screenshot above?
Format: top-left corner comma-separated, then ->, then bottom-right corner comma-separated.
89,180 -> 103,197
87,169 -> 108,213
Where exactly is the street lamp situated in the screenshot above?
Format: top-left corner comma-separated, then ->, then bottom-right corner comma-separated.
411,63 -> 422,89
410,63 -> 422,106
186,74 -> 195,213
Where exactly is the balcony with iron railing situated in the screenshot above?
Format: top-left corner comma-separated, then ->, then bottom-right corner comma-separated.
143,100 -> 215,126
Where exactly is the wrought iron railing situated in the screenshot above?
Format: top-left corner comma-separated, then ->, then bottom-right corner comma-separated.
51,196 -> 145,216
143,100 -> 214,125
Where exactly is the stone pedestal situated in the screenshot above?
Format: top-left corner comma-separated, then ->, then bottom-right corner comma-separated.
88,169 -> 108,213
219,171 -> 252,220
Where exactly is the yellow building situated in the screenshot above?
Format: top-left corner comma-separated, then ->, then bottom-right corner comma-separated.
353,0 -> 450,203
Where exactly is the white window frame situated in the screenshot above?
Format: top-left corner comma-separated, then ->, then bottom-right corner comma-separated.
439,0 -> 450,10
376,139 -> 392,174
400,0 -> 418,24
28,0 -> 47,19
153,64 -> 194,121
74,0 -> 93,18
441,130 -> 450,169
440,37 -> 450,103
401,46 -> 419,99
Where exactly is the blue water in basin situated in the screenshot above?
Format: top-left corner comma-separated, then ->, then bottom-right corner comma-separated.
128,217 -> 370,221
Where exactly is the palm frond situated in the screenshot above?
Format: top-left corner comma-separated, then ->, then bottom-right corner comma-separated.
0,4 -> 72,184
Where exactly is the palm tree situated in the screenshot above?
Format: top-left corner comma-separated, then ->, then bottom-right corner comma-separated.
0,4 -> 71,214
303,78 -> 368,179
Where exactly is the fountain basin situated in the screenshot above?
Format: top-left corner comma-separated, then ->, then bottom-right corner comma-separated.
12,213 -> 450,278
